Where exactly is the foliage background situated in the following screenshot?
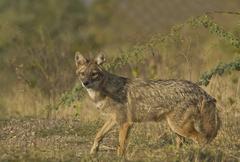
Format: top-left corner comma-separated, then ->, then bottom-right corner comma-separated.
0,0 -> 239,118
0,0 -> 239,161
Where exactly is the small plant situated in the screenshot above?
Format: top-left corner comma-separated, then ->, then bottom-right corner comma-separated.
198,58 -> 240,86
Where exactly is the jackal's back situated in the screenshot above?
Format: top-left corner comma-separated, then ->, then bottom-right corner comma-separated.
127,79 -> 216,121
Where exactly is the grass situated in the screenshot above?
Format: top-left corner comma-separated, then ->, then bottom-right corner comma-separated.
0,108 -> 239,162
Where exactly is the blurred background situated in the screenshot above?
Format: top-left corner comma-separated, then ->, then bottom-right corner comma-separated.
0,0 -> 239,119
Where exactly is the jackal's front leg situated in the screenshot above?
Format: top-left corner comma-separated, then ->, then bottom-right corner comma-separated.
90,117 -> 116,154
117,122 -> 132,156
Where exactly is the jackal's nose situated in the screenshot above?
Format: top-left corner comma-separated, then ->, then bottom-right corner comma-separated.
83,81 -> 90,86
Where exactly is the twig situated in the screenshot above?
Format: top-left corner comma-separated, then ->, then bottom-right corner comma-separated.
100,145 -> 116,151
206,11 -> 240,16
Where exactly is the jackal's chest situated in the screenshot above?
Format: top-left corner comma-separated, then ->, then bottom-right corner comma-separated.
94,98 -> 121,114
86,88 -> 99,100
86,88 -> 113,113
95,99 -> 107,110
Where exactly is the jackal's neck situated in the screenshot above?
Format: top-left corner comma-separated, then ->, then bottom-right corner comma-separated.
86,71 -> 128,102
101,71 -> 128,95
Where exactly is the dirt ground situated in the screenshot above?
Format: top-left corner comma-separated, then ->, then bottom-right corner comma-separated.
0,117 -> 239,162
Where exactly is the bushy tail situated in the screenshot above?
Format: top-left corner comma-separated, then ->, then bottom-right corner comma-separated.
197,97 -> 221,143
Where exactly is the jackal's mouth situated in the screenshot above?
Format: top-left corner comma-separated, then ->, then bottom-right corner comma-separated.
81,80 -> 102,89
81,81 -> 92,88
83,82 -> 94,88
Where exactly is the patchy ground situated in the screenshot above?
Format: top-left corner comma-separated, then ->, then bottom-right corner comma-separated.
0,118 -> 239,162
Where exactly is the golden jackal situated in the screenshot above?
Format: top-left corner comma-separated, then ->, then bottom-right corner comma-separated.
75,52 -> 220,156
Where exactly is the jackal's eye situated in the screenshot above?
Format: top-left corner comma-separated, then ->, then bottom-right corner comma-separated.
91,72 -> 99,79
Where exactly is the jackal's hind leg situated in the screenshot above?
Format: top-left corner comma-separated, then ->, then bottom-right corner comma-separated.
90,117 -> 116,154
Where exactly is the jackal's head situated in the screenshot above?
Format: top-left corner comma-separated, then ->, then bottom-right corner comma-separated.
75,51 -> 106,89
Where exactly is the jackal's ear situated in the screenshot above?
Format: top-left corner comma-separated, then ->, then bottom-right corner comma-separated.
75,51 -> 87,67
95,53 -> 105,65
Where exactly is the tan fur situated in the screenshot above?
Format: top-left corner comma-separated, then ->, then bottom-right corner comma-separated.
75,52 -> 221,156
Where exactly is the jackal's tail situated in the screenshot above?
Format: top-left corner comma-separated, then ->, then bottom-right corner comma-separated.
196,97 -> 221,143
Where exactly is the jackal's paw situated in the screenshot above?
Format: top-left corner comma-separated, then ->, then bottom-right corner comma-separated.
90,147 -> 97,155
117,146 -> 124,157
